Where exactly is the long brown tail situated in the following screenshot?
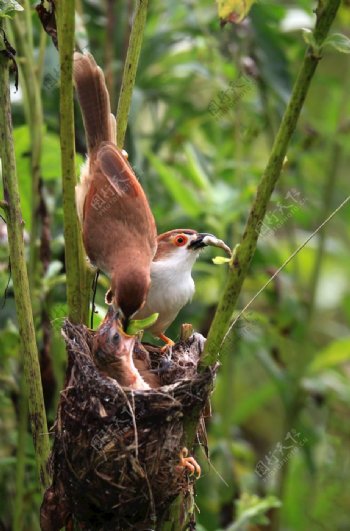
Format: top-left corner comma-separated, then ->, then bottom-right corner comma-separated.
73,52 -> 116,153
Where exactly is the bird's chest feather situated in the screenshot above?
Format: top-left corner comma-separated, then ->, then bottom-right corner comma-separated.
148,255 -> 196,313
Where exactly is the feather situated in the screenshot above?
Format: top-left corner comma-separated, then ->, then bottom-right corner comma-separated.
73,52 -> 115,152
97,142 -> 139,198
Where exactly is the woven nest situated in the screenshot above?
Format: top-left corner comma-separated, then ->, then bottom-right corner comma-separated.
41,321 -> 217,531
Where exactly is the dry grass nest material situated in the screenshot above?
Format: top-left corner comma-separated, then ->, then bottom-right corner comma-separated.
41,320 -> 217,531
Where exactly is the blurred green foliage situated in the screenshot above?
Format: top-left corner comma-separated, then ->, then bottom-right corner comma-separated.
0,0 -> 350,530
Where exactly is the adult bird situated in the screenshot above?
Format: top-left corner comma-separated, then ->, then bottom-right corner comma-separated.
73,52 -> 157,321
133,229 -> 231,347
74,52 -> 231,348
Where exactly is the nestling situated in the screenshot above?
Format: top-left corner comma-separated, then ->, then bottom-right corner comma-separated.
73,52 -> 157,320
134,229 -> 231,347
92,308 -> 150,390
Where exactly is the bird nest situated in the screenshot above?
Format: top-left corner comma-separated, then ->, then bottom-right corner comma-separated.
41,321 -> 217,531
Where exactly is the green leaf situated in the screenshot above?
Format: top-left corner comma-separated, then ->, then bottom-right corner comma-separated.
227,493 -> 281,530
212,256 -> 231,265
145,150 -> 203,217
126,313 -> 159,335
324,33 -> 350,54
0,456 -> 17,467
307,338 -> 350,373
0,0 -> 23,19
11,125 -> 81,230
183,143 -> 212,193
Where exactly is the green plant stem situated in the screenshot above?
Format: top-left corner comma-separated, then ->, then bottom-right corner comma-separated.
56,0 -> 90,324
104,0 -> 116,109
116,0 -> 148,148
256,73 -> 301,278
306,64 -> 348,326
200,0 -> 341,370
159,490 -> 195,531
0,42 -> 50,489
306,140 -> 342,325
23,0 -> 34,50
37,26 -> 47,84
10,17 -> 47,519
13,375 -> 28,531
12,14 -> 44,295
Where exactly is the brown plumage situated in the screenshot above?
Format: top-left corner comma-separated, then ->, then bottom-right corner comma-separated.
73,53 -> 157,319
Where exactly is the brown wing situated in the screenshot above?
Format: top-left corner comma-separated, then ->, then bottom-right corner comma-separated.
97,142 -> 140,198
82,142 -> 157,273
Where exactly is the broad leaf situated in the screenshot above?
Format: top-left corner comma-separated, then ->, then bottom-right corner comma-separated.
145,150 -> 203,217
308,338 -> 350,373
0,0 -> 23,19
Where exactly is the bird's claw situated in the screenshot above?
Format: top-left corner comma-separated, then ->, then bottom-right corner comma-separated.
158,333 -> 175,353
176,447 -> 201,478
160,343 -> 175,353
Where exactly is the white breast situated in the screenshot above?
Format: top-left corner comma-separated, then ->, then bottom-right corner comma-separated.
135,248 -> 199,335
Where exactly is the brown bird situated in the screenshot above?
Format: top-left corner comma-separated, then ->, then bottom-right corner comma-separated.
92,308 -> 150,390
73,52 -> 157,320
134,229 -> 231,347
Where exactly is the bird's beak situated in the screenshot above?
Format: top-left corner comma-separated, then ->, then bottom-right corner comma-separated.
188,233 -> 214,250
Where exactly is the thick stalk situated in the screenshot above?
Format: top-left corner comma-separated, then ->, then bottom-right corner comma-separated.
9,14 -> 46,526
37,26 -> 47,84
200,0 -> 341,369
56,0 -> 90,324
104,0 -> 116,109
0,40 -> 50,489
116,0 -> 148,148
12,14 -> 44,295
13,375 -> 28,531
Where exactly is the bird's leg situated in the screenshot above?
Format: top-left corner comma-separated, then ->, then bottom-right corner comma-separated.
158,333 -> 175,353
176,447 -> 201,478
90,269 -> 100,329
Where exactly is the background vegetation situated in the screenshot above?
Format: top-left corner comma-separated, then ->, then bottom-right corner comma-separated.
0,0 -> 350,529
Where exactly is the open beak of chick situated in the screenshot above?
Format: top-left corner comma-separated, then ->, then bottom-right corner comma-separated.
92,309 -> 150,390
188,233 -> 232,256
93,308 -> 135,363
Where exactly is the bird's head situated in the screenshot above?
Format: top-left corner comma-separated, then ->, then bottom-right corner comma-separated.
92,308 -> 135,366
154,229 -> 228,270
106,266 -> 151,321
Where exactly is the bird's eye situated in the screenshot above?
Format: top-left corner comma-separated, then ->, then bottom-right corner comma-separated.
112,332 -> 120,344
174,234 -> 188,247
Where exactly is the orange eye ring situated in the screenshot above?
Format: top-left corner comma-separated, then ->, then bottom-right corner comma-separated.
174,234 -> 188,247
